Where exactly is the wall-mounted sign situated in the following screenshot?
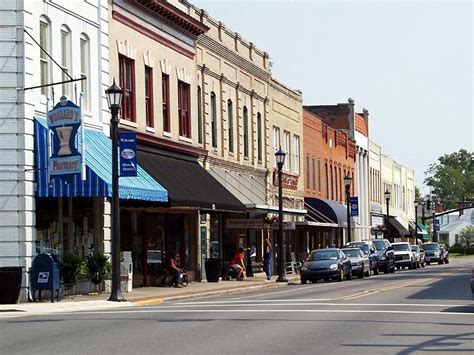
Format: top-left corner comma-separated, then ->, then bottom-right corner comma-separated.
350,196 -> 359,216
47,97 -> 82,176
273,170 -> 299,190
119,131 -> 137,177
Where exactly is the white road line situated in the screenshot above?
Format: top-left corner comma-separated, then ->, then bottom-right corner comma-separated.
62,309 -> 474,316
158,302 -> 466,308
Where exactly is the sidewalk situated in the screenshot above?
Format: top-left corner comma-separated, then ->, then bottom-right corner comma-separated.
0,273 -> 300,317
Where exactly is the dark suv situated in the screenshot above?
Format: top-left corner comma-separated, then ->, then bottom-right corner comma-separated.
346,241 -> 379,275
422,242 -> 444,265
370,239 -> 396,274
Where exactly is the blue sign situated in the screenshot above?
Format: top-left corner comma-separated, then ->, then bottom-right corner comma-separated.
350,196 -> 359,216
47,97 -> 82,176
119,131 -> 137,177
434,219 -> 440,232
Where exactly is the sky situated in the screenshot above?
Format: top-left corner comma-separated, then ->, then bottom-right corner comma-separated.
193,0 -> 473,193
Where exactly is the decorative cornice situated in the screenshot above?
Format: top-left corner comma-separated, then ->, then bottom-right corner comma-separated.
128,0 -> 209,36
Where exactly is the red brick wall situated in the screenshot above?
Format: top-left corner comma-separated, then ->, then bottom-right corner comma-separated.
303,109 -> 356,202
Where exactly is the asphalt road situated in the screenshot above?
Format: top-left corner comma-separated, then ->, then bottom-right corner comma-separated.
1,258 -> 473,355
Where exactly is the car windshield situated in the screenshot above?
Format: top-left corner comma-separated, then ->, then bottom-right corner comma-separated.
342,249 -> 363,258
393,244 -> 410,251
308,250 -> 339,261
348,244 -> 369,254
423,244 -> 440,251
373,240 -> 386,251
411,246 -> 419,252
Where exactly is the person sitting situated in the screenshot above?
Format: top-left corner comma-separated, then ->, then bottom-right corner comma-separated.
166,252 -> 184,288
229,247 -> 246,281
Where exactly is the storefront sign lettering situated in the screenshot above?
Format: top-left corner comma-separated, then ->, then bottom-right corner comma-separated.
273,170 -> 299,190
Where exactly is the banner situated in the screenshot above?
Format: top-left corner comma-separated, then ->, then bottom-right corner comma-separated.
119,131 -> 137,177
350,196 -> 359,216
47,97 -> 82,176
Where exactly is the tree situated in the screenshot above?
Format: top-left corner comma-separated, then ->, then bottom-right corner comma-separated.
458,226 -> 474,254
424,149 -> 474,209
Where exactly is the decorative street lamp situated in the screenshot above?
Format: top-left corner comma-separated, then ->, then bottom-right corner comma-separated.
275,148 -> 287,283
106,80 -> 125,302
384,189 -> 391,242
414,200 -> 419,246
344,175 -> 352,244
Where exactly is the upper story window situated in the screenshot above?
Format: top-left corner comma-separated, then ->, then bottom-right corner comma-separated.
145,66 -> 154,128
318,160 -> 321,192
243,106 -> 249,158
162,73 -> 170,132
306,155 -> 310,189
178,80 -> 191,138
283,131 -> 290,171
60,26 -> 71,97
294,135 -> 300,174
39,17 -> 50,97
210,92 -> 217,148
197,86 -> 203,144
256,112 -> 262,161
273,126 -> 280,167
79,34 -> 90,110
228,100 -> 234,153
312,157 -> 316,191
119,55 -> 136,122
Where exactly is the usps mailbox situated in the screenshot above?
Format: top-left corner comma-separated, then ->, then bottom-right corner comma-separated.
31,253 -> 60,302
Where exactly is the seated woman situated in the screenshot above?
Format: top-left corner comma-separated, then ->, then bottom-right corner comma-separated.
229,247 -> 246,281
166,252 -> 184,288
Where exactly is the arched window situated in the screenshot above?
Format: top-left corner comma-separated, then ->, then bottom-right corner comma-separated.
243,106 -> 249,157
80,33 -> 90,110
39,16 -> 51,96
228,99 -> 234,152
197,86 -> 202,144
256,112 -> 262,161
60,25 -> 72,97
210,92 -> 217,148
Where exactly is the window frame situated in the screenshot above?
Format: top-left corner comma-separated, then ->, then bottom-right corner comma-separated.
119,55 -> 136,122
79,34 -> 90,110
228,99 -> 234,153
256,112 -> 262,161
243,106 -> 249,158
39,18 -> 50,97
197,86 -> 203,144
178,80 -> 191,138
283,131 -> 290,171
210,92 -> 217,148
60,26 -> 71,97
162,73 -> 170,132
294,135 -> 300,174
145,66 -> 154,128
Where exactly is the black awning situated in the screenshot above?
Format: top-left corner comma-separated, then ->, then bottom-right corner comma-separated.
388,216 -> 410,236
304,197 -> 349,228
137,148 -> 246,213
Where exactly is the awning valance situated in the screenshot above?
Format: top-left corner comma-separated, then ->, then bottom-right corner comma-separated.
34,118 -> 168,202
417,222 -> 429,240
304,197 -> 350,228
137,146 -> 246,213
388,216 -> 410,236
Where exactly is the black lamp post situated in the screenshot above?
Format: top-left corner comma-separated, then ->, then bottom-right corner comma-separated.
344,175 -> 352,244
414,200 -> 419,246
384,189 -> 391,242
275,148 -> 287,283
106,80 -> 125,302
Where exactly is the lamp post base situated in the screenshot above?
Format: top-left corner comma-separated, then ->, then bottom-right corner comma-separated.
276,276 -> 288,283
108,289 -> 126,302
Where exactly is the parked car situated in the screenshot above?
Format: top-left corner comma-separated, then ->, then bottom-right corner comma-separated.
346,241 -> 379,275
342,247 -> 370,278
439,244 -> 450,264
392,242 -> 417,270
422,242 -> 443,265
371,239 -> 396,274
300,248 -> 352,284
411,245 -> 425,268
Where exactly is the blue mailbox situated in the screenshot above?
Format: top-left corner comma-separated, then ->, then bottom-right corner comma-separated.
31,253 -> 60,302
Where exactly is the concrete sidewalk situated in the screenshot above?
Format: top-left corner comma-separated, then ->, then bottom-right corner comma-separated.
0,273 -> 300,317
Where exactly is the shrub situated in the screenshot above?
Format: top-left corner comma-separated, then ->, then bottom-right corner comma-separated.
61,254 -> 85,286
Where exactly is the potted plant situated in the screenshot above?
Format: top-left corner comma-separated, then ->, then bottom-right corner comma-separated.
85,251 -> 111,293
60,254 -> 85,291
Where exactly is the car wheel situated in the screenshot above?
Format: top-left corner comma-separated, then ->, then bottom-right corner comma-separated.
390,265 -> 396,273
359,268 -> 365,278
374,267 -> 379,275
384,266 -> 390,274
347,268 -> 352,280
445,258 -> 449,264
337,268 -> 344,282
301,278 -> 307,284
426,261 -> 430,265
438,260 -> 444,265
421,262 -> 425,268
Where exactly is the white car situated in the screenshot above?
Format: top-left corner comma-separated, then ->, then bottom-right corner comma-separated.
392,242 -> 417,270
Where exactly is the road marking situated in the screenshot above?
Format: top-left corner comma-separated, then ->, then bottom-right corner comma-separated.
174,300 -> 464,307
148,302 -> 466,308
66,309 -> 474,316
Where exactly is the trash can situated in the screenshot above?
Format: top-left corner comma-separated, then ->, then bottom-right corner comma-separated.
0,267 -> 23,304
31,253 -> 61,303
205,258 -> 221,283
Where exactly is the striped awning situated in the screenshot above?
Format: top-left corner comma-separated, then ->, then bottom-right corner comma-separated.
34,118 -> 168,202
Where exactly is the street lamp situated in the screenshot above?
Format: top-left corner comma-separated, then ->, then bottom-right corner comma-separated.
106,80 -> 125,302
344,175 -> 352,244
414,200 -> 419,246
384,189 -> 391,242
275,148 -> 287,283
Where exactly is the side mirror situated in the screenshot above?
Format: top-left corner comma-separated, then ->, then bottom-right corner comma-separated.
387,246 -> 393,251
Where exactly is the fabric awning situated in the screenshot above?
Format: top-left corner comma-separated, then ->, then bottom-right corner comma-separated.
137,147 -> 246,213
417,222 -> 429,240
388,216 -> 410,236
35,118 -> 168,202
304,197 -> 350,228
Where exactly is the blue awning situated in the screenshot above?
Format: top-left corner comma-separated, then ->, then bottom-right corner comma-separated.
34,118 -> 168,202
304,197 -> 351,228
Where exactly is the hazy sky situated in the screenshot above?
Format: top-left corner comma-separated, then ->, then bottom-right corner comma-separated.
194,0 -> 473,192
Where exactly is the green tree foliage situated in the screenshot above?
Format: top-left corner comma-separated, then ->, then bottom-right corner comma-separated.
424,149 -> 474,209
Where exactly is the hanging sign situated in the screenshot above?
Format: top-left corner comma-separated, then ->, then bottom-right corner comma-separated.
119,131 -> 137,177
350,196 -> 359,216
47,96 -> 82,176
